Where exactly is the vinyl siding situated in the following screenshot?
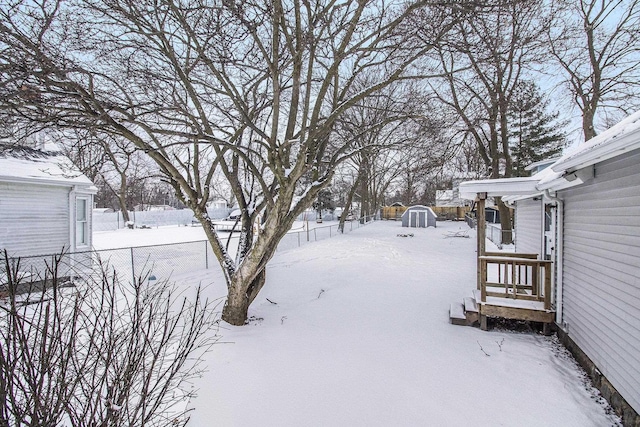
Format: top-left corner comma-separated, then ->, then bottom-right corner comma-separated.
559,147 -> 640,414
514,198 -> 542,256
0,182 -> 70,257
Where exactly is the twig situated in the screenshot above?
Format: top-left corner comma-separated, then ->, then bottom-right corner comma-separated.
496,338 -> 505,351
477,340 -> 490,356
317,289 -> 325,299
281,316 -> 287,325
266,298 -> 277,305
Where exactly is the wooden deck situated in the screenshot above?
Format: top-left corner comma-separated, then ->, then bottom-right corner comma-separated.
478,252 -> 554,331
449,194 -> 554,333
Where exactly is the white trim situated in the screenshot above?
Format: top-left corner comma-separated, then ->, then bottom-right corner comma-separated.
75,195 -> 91,250
551,110 -> 640,173
459,177 -> 540,200
69,188 -> 76,251
0,175 -> 97,192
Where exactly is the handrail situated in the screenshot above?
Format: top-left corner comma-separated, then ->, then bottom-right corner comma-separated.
484,252 -> 538,259
479,255 -> 552,311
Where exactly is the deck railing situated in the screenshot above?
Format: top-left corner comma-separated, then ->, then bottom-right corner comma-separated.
478,252 -> 552,310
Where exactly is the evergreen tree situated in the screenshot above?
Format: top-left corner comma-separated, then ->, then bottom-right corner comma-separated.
313,189 -> 335,222
509,81 -> 567,176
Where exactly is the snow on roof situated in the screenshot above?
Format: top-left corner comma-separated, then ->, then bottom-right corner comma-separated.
551,110 -> 640,173
460,110 -> 640,198
0,144 -> 95,189
459,176 -> 540,200
401,205 -> 438,217
538,110 -> 640,190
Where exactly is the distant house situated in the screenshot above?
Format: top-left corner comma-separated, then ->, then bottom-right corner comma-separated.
401,205 -> 437,228
0,144 -> 96,259
207,199 -> 228,210
459,111 -> 640,425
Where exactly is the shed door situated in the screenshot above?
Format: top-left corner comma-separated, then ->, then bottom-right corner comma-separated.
410,211 -> 417,227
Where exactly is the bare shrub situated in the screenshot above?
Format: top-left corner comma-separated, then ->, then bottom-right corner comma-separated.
0,251 -> 219,426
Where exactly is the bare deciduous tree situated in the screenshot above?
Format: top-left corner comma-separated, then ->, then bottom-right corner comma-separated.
431,0 -> 551,243
0,0 -> 463,325
547,0 -> 640,141
547,0 -> 640,140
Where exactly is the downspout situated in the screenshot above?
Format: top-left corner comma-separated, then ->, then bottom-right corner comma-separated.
544,189 -> 564,329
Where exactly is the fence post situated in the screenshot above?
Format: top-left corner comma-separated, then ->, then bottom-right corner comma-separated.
297,232 -> 300,247
205,240 -> 209,269
130,247 -> 136,285
329,226 -> 332,238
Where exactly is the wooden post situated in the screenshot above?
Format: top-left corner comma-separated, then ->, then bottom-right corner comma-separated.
544,263 -> 552,311
476,193 -> 486,290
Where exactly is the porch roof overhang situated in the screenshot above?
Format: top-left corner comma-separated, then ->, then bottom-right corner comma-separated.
459,177 -> 540,200
459,111 -> 640,202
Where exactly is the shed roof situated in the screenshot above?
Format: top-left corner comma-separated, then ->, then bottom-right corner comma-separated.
401,205 -> 438,215
0,144 -> 95,190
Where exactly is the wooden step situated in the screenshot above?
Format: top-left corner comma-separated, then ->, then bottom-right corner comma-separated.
473,289 -> 482,304
464,296 -> 479,325
464,296 -> 478,313
449,302 -> 467,326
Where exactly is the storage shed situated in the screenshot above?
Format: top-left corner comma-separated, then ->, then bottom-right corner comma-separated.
401,205 -> 437,228
0,144 -> 96,259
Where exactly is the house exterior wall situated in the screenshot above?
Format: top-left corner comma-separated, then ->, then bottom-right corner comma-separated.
0,182 -> 71,257
514,198 -> 543,256
559,147 -> 640,414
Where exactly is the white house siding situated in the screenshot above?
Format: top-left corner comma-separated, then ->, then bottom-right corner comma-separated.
514,198 -> 542,255
0,182 -> 70,257
559,148 -> 640,414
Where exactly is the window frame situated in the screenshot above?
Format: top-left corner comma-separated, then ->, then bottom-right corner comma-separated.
75,196 -> 89,248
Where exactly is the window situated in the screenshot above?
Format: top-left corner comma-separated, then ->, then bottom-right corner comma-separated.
76,198 -> 88,246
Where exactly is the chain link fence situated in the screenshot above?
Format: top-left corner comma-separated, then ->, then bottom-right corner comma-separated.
93,208 -> 356,232
2,217 -> 374,293
276,216 -> 373,252
92,208 -> 232,232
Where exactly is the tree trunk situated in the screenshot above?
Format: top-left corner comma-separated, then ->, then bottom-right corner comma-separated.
222,269 -> 266,326
582,106 -> 596,141
339,173 -> 362,232
221,285 -> 250,326
360,156 -> 370,223
496,197 -> 513,245
117,172 -> 130,222
117,195 -> 130,223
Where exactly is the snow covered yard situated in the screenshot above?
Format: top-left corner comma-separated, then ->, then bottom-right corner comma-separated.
95,221 -> 619,426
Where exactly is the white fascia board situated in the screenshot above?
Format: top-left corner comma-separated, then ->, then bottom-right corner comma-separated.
536,175 -> 583,192
0,174 -> 95,191
459,177 -> 540,200
552,111 -> 640,173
